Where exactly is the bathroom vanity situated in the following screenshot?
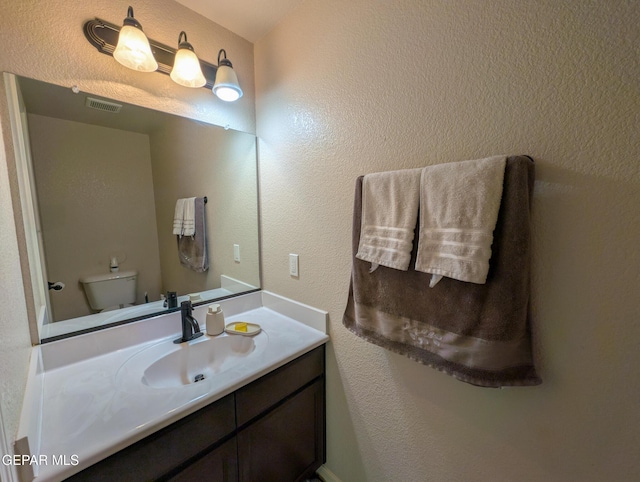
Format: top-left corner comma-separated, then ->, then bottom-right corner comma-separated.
15,291 -> 329,482
69,346 -> 325,481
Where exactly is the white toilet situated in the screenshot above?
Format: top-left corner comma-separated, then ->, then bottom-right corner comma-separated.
80,270 -> 138,312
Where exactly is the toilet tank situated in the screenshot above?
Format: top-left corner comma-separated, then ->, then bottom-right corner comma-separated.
80,270 -> 137,311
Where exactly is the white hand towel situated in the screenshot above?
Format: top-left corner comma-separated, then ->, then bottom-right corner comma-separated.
182,197 -> 196,237
173,198 -> 186,236
356,168 -> 422,271
416,155 -> 506,286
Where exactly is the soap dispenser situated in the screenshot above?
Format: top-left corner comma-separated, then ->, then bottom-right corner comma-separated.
206,304 -> 225,336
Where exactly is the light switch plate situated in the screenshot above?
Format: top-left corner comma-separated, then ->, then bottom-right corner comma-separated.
234,244 -> 240,262
289,254 -> 299,277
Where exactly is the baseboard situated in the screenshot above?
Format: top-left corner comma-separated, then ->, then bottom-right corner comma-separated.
317,465 -> 342,482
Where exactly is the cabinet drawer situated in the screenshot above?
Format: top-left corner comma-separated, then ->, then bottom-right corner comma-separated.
68,394 -> 235,481
236,346 -> 324,426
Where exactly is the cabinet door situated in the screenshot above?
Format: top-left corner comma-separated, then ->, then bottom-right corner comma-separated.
169,437 -> 238,482
238,379 -> 325,482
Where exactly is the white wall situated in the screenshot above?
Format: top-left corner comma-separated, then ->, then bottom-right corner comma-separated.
28,115 -> 162,320
149,116 -> 259,295
255,1 -> 640,481
0,0 -> 254,469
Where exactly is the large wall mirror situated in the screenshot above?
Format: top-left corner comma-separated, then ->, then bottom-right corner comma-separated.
5,73 -> 260,342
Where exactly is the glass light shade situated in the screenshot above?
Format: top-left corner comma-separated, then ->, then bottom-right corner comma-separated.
212,65 -> 243,102
113,25 -> 158,72
170,48 -> 206,88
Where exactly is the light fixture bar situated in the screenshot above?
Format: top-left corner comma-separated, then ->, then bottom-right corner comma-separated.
83,18 -> 219,89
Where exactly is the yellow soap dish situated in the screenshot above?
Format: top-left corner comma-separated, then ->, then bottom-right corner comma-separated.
225,321 -> 261,336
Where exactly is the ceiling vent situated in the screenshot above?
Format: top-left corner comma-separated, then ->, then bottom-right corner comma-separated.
85,97 -> 122,113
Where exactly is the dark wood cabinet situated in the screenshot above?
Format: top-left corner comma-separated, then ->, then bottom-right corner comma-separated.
67,345 -> 325,482
168,438 -> 238,482
238,380 -> 324,482
236,346 -> 324,427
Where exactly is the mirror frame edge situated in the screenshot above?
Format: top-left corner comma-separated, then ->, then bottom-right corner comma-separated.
2,72 -> 41,345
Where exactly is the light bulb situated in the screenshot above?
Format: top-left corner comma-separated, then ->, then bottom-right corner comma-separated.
112,7 -> 157,73
212,52 -> 243,102
170,32 -> 206,88
214,86 -> 241,102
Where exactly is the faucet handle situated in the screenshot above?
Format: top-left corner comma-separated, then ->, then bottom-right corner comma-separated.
175,300 -> 202,344
180,300 -> 192,314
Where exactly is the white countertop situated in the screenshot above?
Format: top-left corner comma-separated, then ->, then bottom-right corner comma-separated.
20,291 -> 328,481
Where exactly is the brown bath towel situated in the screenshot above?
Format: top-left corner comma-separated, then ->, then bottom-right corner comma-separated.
178,196 -> 209,272
343,156 -> 541,387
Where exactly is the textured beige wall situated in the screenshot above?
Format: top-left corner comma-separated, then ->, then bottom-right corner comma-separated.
28,114 -> 162,320
0,0 -> 254,465
256,1 -> 640,481
149,116 -> 259,295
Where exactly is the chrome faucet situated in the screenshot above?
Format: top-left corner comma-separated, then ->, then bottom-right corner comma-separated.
174,300 -> 204,344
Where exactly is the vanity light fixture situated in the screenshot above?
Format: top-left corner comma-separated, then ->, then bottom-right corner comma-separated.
83,9 -> 243,102
212,49 -> 243,102
170,31 -> 207,88
112,7 -> 158,72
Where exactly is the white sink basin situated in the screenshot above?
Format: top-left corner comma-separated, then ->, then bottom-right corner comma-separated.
117,331 -> 268,390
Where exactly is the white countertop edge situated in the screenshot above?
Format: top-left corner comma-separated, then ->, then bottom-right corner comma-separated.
19,291 -> 329,481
